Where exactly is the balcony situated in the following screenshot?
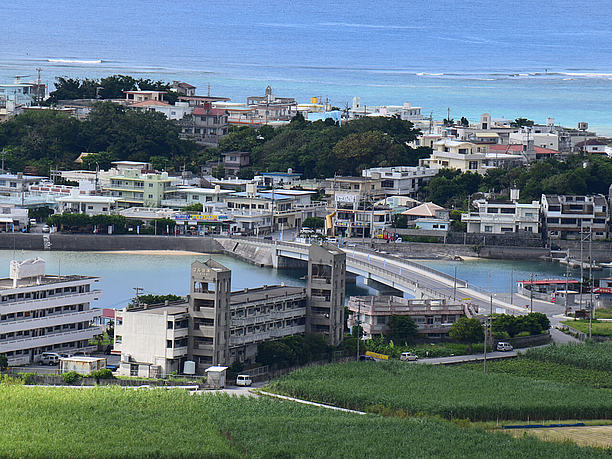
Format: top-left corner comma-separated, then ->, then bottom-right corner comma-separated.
166,346 -> 188,359
168,327 -> 189,339
0,309 -> 100,334
0,290 -> 102,315
0,326 -> 102,354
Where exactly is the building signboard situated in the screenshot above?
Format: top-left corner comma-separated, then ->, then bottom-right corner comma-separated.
335,193 -> 358,203
175,214 -> 229,222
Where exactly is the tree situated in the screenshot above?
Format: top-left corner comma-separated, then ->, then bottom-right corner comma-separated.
510,118 -> 534,128
460,117 -> 469,127
212,165 -> 225,179
302,216 -> 324,229
183,203 -> 203,212
387,315 -> 418,344
81,151 -> 118,171
0,354 -> 8,372
128,294 -> 182,308
449,317 -> 484,353
256,341 -> 297,368
443,118 -> 454,127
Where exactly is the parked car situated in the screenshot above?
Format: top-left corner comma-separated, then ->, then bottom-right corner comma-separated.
236,374 -> 253,386
358,355 -> 375,361
400,352 -> 418,362
496,342 -> 513,352
29,219 -> 37,227
42,224 -> 50,233
40,352 -> 60,365
58,352 -> 74,358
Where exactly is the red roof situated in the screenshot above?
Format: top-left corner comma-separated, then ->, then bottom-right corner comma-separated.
179,95 -> 230,102
520,279 -> 579,285
193,107 -> 226,116
488,144 -> 559,155
102,308 -> 116,318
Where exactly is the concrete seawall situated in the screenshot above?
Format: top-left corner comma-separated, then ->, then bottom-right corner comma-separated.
0,233 -> 224,253
215,238 -> 276,267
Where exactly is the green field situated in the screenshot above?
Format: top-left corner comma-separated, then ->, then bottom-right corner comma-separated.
524,342 -> 612,371
562,320 -> 612,337
267,361 -> 612,421
0,386 -> 609,458
595,306 -> 612,319
460,357 -> 612,388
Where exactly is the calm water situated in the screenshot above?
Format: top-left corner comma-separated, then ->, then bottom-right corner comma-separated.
3,1 -> 612,133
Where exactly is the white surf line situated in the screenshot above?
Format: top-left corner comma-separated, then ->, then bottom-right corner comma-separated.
258,390 -> 366,415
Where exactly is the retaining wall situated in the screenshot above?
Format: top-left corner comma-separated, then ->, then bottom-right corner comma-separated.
0,233 -> 224,253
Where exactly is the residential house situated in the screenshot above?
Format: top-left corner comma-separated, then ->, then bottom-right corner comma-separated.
221,152 -> 250,177
56,191 -> 117,216
176,96 -> 229,146
461,190 -> 540,234
362,166 -> 438,197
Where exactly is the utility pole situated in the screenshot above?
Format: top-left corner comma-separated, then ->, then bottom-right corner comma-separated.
356,298 -> 361,360
1,149 -> 5,173
453,265 -> 457,301
530,273 -> 534,313
133,287 -> 143,308
510,268 -> 514,306
589,227 -> 593,339
564,251 -> 570,316
484,293 -> 493,373
580,222 -> 584,312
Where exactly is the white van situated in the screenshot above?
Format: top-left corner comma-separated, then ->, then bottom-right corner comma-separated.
496,342 -> 513,352
236,374 -> 252,386
400,352 -> 418,362
40,352 -> 60,365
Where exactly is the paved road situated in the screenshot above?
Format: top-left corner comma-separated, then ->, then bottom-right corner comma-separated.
415,350 -> 517,365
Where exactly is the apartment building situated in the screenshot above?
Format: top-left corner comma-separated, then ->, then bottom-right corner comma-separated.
105,169 -> 174,208
0,205 -> 28,231
161,186 -> 235,208
176,96 -> 230,146
114,246 -> 343,375
347,296 -> 468,340
0,82 -> 36,121
0,258 -> 102,366
361,166 -> 438,197
326,176 -> 391,238
462,190 -> 541,234
541,194 -> 609,240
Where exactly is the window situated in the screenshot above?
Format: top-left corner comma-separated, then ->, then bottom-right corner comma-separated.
115,335 -> 122,344
484,225 -> 492,232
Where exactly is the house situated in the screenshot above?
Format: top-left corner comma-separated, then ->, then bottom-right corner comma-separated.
176,105 -> 229,146
56,191 -> 117,216
221,152 -> 250,176
462,190 -> 541,234
574,139 -> 609,155
161,185 -> 234,208
0,205 -> 28,231
170,81 -> 196,97
245,86 -> 298,124
0,82 -> 35,121
401,202 -> 449,221
258,169 -> 302,188
362,166 -> 438,197
124,90 -> 166,104
0,258 -> 102,366
348,98 -> 425,121
347,295 -> 469,340
541,194 -> 609,240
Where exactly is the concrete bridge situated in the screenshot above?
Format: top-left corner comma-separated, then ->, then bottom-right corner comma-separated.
215,237 -> 529,315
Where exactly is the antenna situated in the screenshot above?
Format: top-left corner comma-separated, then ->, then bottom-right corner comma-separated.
35,67 -> 43,104
207,83 -> 211,97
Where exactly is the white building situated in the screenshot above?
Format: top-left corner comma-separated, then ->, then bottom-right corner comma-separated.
462,190 -> 540,234
541,194 -> 609,240
0,258 -> 102,366
362,166 -> 438,197
56,192 -> 117,216
349,98 -> 424,121
0,205 -> 29,230
161,186 -> 234,208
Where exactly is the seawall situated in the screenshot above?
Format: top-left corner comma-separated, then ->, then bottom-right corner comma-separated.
215,237 -> 276,267
0,233 -> 224,253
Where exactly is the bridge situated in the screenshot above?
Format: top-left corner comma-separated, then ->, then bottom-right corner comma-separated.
216,237 -> 529,315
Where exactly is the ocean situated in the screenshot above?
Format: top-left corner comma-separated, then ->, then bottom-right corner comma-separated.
2,0 -> 612,133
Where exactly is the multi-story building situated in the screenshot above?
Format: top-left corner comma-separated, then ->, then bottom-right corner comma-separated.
326,176 -> 391,238
541,194 -> 609,240
462,190 -> 541,234
176,96 -> 230,146
347,296 -> 469,340
245,86 -> 298,124
105,169 -> 174,208
161,186 -> 235,208
419,139 -> 524,174
361,166 -> 438,197
0,82 -> 35,121
0,258 -> 102,366
348,97 -> 425,122
0,205 -> 28,231
0,173 -> 45,197
114,248 -> 343,375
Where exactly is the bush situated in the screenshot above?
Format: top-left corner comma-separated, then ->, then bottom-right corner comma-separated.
17,373 -> 36,385
62,371 -> 82,385
90,369 -> 114,380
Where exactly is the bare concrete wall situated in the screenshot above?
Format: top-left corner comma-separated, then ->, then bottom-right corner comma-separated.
0,234 -> 223,253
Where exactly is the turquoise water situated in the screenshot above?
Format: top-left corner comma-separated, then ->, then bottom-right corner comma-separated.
0,250 -> 375,309
3,1 -> 612,133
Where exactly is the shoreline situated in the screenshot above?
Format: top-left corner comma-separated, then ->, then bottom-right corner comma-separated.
92,250 -> 206,256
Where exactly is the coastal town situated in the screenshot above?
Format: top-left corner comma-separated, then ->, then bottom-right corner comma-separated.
1,71 -> 611,456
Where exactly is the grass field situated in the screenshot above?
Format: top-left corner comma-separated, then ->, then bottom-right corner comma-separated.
595,306 -> 612,319
267,361 -> 612,421
0,386 -> 609,458
562,320 -> 612,337
524,342 -> 612,371
460,357 -> 612,388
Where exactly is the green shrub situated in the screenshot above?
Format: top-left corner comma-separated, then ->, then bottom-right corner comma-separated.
90,369 -> 114,380
62,371 -> 82,385
492,331 -> 510,340
515,331 -> 530,337
524,342 -> 612,371
17,373 -> 36,385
